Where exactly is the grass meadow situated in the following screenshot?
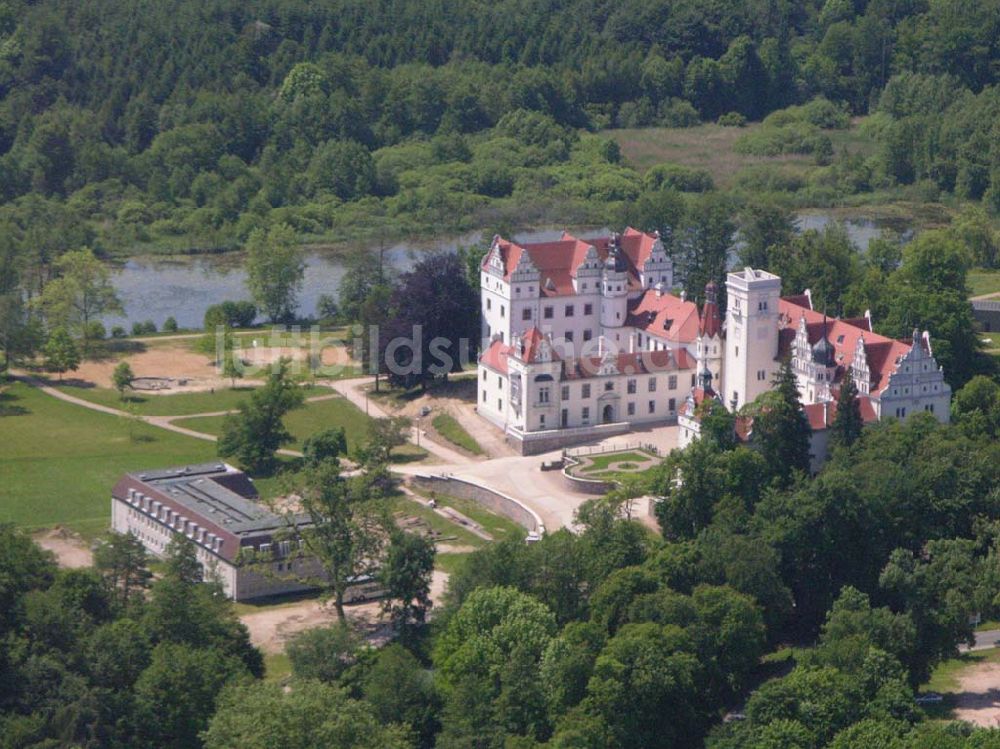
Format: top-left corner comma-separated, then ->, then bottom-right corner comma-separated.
0,382 -> 217,537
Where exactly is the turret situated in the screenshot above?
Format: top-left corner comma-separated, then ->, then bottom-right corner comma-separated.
600,232 -> 629,333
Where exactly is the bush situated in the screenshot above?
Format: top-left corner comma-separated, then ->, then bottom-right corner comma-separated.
163,316 -> 178,333
644,163 -> 714,192
110,325 -> 127,339
85,320 -> 107,341
718,112 -> 747,127
204,300 -> 257,330
762,97 -> 850,130
734,122 -> 828,157
659,98 -> 700,128
733,165 -> 807,193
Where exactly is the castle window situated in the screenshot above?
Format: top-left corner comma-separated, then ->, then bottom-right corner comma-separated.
522,308 -> 532,321
498,399 -> 503,411
627,379 -> 637,394
486,298 -> 491,310
668,375 -> 677,389
544,306 -> 554,319
691,374 -> 696,386
500,305 -> 505,318
565,331 -> 574,342
649,378 -> 657,392
582,407 -> 590,421
648,401 -> 655,414
539,387 -> 550,404
757,370 -> 766,381
482,389 -> 486,402
604,382 -> 614,392
668,397 -> 676,411
565,304 -> 575,317
582,384 -> 591,398
583,329 -> 593,341
561,386 -> 569,400
735,346 -> 739,357
584,303 -> 593,315
627,402 -> 635,416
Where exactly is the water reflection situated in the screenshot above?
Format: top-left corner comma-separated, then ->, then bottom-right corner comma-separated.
106,217 -> 911,329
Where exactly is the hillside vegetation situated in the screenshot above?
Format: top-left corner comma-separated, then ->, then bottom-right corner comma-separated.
0,0 -> 996,261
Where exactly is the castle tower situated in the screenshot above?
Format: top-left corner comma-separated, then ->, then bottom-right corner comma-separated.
697,280 -> 724,390
600,233 -> 629,342
723,267 -> 781,411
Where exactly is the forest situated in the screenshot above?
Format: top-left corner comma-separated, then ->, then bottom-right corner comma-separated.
0,0 -> 996,260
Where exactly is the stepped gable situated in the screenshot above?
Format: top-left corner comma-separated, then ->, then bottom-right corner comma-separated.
485,227 -> 660,296
779,296 -> 912,395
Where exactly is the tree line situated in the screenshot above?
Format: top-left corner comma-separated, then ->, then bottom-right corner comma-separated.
0,0 -> 994,257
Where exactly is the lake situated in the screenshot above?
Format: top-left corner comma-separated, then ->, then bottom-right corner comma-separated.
105,215 -> 910,329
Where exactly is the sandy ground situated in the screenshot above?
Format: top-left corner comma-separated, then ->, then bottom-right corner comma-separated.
33,527 -> 94,568
67,340 -> 353,392
954,660 -> 1000,727
240,570 -> 450,654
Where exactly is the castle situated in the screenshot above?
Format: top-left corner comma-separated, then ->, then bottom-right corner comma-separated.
476,229 -> 951,461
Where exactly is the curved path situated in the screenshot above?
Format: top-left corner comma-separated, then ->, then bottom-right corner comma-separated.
14,371 -> 621,532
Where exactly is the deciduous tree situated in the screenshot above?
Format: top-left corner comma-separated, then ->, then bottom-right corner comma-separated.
244,223 -> 304,323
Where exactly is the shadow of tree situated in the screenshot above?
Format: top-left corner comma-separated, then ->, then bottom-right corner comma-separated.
0,389 -> 29,417
86,339 -> 148,361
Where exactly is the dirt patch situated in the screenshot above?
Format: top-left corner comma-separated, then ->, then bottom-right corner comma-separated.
953,660 -> 1000,727
72,344 -> 222,390
33,527 -> 93,569
240,570 -> 450,655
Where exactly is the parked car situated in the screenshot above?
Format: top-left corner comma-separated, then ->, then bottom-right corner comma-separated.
915,692 -> 943,705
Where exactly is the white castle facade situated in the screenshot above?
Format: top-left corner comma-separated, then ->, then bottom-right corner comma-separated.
476,229 -> 951,460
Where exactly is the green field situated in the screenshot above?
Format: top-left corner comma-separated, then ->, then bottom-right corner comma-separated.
431,413 -> 484,455
54,383 -> 261,416
172,394 -> 374,451
0,382 -> 217,537
969,269 -> 1000,298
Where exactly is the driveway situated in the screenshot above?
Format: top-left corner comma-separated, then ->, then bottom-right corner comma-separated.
964,630 -> 1000,653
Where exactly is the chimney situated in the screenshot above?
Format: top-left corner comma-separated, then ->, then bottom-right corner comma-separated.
680,289 -> 686,302
629,336 -> 635,354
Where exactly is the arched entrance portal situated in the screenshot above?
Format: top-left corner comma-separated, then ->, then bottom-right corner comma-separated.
602,404 -> 614,423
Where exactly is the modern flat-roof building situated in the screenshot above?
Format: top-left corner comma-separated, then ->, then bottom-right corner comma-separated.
111,462 -> 325,600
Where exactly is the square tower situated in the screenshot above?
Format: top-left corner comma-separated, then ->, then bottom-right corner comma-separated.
723,268 -> 781,411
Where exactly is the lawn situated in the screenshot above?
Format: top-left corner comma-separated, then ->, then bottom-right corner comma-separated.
53,383 -> 260,416
579,451 -> 655,473
264,651 -> 292,683
431,413 -> 484,455
172,393 -> 375,452
0,382 -> 217,537
969,269 -> 1000,298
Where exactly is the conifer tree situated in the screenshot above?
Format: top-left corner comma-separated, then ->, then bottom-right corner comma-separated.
749,359 -> 811,484
831,377 -> 864,448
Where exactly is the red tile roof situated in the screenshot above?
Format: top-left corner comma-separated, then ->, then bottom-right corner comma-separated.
626,289 -> 702,344
479,339 -> 695,381
802,397 -> 879,431
486,227 -> 660,296
701,286 -> 721,338
516,327 -> 557,363
563,348 -> 693,380
479,339 -> 511,375
779,297 -> 912,395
